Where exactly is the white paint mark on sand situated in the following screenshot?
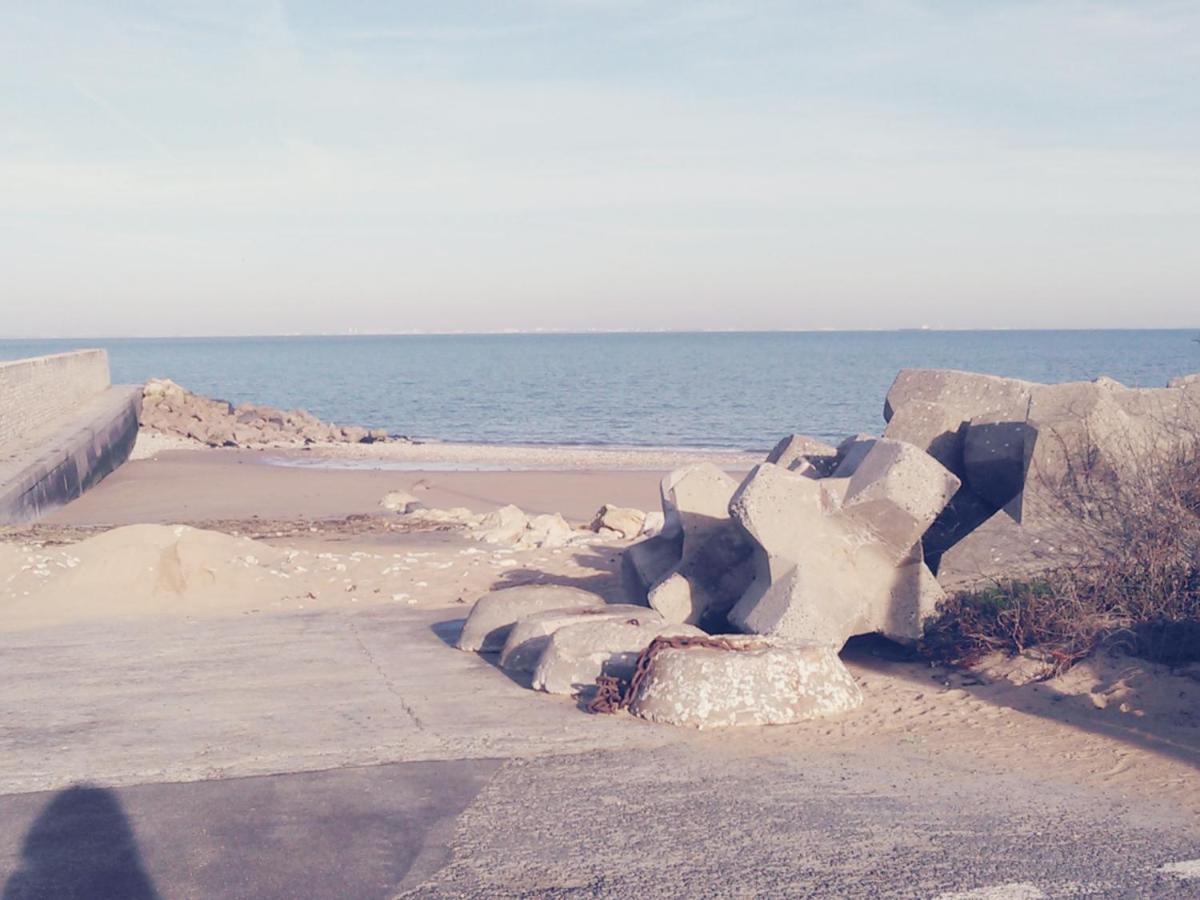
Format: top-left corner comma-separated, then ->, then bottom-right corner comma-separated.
1159,859 -> 1200,879
935,884 -> 1046,900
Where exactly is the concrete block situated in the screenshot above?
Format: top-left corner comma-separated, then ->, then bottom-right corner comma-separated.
531,619 -> 705,695
499,604 -> 665,673
456,585 -> 606,652
628,636 -> 863,728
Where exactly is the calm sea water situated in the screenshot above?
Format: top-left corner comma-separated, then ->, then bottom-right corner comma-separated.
2,332 -> 1198,449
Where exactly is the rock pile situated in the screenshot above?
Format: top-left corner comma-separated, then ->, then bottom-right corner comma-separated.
387,497 -> 663,550
622,368 -> 1200,651
141,379 -> 398,448
455,583 -> 855,728
451,367 -> 1200,728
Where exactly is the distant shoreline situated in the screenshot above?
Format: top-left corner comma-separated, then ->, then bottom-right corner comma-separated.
5,326 -> 1200,342
132,430 -> 764,472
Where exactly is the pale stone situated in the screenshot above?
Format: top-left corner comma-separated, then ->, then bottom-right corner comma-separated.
499,604 -> 665,673
476,504 -> 529,545
640,511 -> 666,537
628,635 -> 863,728
380,490 -> 421,513
531,619 -> 705,695
589,504 -> 646,540
456,585 -> 606,652
521,513 -> 575,549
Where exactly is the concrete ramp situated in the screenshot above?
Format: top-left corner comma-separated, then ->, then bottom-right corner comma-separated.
0,350 -> 142,524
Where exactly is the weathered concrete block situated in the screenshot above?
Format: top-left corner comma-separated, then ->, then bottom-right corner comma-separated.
766,434 -> 838,475
728,450 -> 954,648
499,604 -> 665,673
841,438 -> 961,562
831,434 -> 878,477
962,416 -> 1031,509
621,533 -> 683,602
882,400 -> 965,474
642,463 -> 757,627
456,585 -> 606,652
628,636 -> 863,728
884,369 -> 1034,424
531,619 -> 705,695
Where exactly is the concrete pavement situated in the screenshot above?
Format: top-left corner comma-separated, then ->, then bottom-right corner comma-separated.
3,602 -> 1199,897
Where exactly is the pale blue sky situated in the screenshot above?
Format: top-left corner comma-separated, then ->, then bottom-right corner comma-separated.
2,1 -> 1198,336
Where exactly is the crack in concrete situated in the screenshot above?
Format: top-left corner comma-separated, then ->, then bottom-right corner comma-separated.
347,618 -> 429,735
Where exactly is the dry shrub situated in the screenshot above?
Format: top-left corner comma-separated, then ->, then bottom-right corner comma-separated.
922,416 -> 1200,675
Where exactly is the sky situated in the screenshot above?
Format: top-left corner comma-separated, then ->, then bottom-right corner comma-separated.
1,0 -> 1198,337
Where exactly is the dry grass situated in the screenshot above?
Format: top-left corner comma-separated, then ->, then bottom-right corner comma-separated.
922,424 -> 1200,675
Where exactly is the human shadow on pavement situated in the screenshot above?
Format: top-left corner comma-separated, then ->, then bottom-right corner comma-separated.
3,785 -> 159,900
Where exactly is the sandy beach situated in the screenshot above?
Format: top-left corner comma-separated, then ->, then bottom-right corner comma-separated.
4,412 -> 1200,895
6,439 -> 1199,793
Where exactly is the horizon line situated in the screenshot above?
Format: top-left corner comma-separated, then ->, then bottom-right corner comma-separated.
3,326 -> 1200,341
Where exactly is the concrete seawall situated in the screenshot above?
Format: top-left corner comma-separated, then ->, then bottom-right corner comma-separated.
0,350 -> 142,524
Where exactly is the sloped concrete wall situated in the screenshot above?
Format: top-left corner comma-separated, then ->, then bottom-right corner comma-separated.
0,350 -> 141,524
0,350 -> 111,445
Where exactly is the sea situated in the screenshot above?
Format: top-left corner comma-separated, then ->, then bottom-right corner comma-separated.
2,332 -> 1198,450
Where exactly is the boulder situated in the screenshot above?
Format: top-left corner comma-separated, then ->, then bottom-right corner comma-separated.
380,490 -> 422,514
531,619 -> 706,695
728,440 -> 958,648
627,635 -> 863,728
476,505 -> 529,545
589,504 -> 646,540
499,604 -> 665,673
522,513 -> 575,549
456,585 -> 606,652
640,511 -> 666,537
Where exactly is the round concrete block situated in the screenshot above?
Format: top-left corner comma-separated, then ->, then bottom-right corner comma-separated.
499,604 -> 664,674
628,636 -> 862,728
531,619 -> 705,695
456,585 -> 606,653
